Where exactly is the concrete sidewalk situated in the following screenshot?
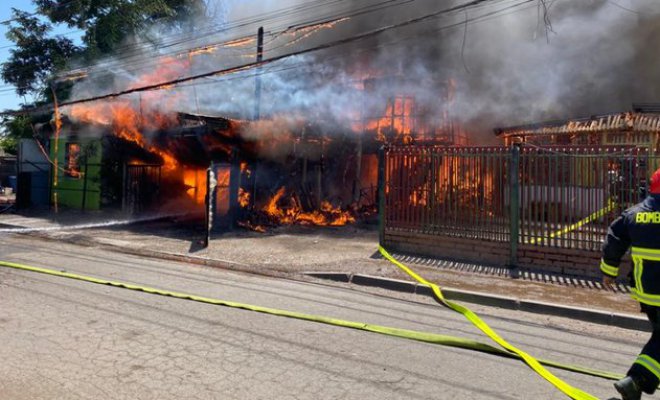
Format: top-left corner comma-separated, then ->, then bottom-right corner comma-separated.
0,212 -> 645,330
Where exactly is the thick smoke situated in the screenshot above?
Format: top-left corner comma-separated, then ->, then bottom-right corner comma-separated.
65,0 -> 660,145
446,0 -> 660,137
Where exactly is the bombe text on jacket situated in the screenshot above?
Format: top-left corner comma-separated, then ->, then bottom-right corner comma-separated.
636,212 -> 660,224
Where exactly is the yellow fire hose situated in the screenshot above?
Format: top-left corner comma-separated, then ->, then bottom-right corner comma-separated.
378,246 -> 601,400
528,199 -> 617,245
0,257 -> 618,399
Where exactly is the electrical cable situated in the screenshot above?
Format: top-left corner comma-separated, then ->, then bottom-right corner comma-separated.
1,0 -> 529,116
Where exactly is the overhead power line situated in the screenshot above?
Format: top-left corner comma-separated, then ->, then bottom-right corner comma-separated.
171,0 -> 535,94
0,0 -> 413,83
54,0 -> 417,80
0,0 -> 422,93
1,0 -> 522,116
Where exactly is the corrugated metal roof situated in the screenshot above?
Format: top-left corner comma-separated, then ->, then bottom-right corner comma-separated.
495,112 -> 660,136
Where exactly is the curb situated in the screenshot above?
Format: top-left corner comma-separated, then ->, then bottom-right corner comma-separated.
305,272 -> 650,332
16,231 -> 295,279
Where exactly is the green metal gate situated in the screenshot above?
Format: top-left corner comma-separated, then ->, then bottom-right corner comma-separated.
382,144 -> 655,268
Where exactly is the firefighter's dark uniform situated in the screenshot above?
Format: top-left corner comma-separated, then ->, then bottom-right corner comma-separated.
602,194 -> 660,394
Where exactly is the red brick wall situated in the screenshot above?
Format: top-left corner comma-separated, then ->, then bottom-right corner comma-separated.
383,230 -> 510,266
383,229 -> 631,278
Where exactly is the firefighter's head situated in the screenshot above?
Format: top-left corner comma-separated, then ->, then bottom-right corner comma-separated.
650,167 -> 660,194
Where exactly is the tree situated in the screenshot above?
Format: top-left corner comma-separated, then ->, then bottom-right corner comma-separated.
2,0 -> 207,96
1,9 -> 79,97
0,114 -> 34,154
33,0 -> 207,60
0,0 -> 208,152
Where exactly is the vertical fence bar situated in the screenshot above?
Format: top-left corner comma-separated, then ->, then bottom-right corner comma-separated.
509,144 -> 520,267
81,159 -> 88,211
521,147 -> 528,245
401,152 -> 407,229
378,146 -> 386,245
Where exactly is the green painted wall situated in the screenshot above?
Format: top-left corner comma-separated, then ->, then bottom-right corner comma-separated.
50,136 -> 102,210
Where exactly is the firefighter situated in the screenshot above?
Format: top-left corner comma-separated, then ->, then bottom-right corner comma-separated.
602,167 -> 660,400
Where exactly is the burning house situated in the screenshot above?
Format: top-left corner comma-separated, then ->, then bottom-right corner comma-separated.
45,110 -> 226,213
37,67 -> 465,231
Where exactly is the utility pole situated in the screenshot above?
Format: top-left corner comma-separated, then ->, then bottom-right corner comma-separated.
248,26 -> 265,211
254,26 -> 264,120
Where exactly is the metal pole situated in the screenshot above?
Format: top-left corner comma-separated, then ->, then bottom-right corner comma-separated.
377,146 -> 386,246
205,163 -> 217,248
121,163 -> 127,213
204,167 -> 211,248
249,26 -> 264,211
509,143 -> 521,275
254,26 -> 264,121
81,159 -> 88,211
250,163 -> 258,210
354,94 -> 365,204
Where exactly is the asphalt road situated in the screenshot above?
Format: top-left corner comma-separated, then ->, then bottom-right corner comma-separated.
0,235 -> 648,400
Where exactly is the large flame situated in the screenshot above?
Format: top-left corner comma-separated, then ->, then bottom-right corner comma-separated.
69,101 -> 180,172
183,169 -> 207,204
66,57 -> 190,173
261,186 -> 355,227
364,96 -> 415,143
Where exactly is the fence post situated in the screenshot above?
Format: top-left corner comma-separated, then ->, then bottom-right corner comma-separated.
81,159 -> 88,211
509,144 -> 521,275
121,163 -> 127,213
229,147 -> 241,230
204,163 -> 217,248
377,146 -> 386,246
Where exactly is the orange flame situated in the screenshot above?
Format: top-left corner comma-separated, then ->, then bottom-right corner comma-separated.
183,169 -> 207,204
223,37 -> 257,48
283,18 -> 350,47
69,101 -> 180,172
240,162 -> 252,179
237,220 -> 266,233
57,70 -> 88,83
239,188 -> 250,208
261,187 -> 355,227
363,96 -> 415,143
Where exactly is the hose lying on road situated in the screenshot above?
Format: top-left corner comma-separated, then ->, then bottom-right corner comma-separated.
379,246 -> 604,400
0,257 -> 620,399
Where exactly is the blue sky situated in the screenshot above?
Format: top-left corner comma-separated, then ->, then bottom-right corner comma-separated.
0,0 -> 80,112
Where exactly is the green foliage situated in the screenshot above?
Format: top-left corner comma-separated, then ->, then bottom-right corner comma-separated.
1,9 -> 79,96
2,0 -> 208,96
33,0 -> 207,59
1,0 -> 208,150
0,115 -> 34,154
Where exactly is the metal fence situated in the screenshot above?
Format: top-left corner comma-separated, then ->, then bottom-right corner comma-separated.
123,164 -> 162,214
385,146 -> 511,242
17,161 -> 51,209
384,144 -> 655,253
517,146 -> 647,251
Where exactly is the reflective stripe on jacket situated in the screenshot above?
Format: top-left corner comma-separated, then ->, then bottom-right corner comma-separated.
602,195 -> 660,305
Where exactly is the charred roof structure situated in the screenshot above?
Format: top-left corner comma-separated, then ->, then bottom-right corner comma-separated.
494,104 -> 660,152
